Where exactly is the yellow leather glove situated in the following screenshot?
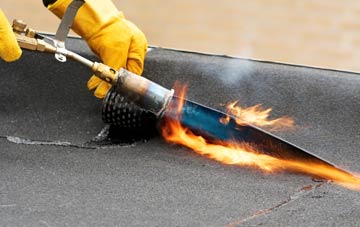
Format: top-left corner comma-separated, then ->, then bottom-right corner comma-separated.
47,0 -> 147,98
0,9 -> 22,62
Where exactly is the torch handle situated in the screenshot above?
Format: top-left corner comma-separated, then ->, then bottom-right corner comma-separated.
12,19 -> 173,118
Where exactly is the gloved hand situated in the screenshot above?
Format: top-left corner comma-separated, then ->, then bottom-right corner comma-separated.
47,0 -> 147,98
0,9 -> 22,62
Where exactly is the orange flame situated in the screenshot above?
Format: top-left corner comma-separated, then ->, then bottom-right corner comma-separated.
161,83 -> 360,190
221,101 -> 294,131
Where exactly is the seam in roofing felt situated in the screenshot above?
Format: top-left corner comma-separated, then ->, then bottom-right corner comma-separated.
0,135 -> 96,149
225,182 -> 326,227
0,135 -> 137,149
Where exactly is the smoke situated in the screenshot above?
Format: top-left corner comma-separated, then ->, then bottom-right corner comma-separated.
217,58 -> 255,87
215,44 -> 256,87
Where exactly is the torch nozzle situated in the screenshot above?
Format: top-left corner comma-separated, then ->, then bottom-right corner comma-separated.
114,68 -> 174,117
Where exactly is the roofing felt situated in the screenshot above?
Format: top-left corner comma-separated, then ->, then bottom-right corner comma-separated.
0,37 -> 360,226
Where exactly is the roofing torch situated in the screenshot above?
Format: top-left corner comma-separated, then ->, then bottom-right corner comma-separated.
12,19 -> 174,119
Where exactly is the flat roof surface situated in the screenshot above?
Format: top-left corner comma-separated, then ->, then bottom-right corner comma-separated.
0,38 -> 359,226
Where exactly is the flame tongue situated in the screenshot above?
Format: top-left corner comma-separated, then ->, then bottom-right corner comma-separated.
161,83 -> 360,190
222,100 -> 294,131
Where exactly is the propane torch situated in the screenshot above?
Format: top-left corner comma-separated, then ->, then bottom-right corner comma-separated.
12,19 -> 174,119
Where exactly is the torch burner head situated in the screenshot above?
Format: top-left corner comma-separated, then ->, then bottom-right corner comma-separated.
102,87 -> 157,129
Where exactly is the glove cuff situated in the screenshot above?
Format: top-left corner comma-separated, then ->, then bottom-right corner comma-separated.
47,0 -> 125,41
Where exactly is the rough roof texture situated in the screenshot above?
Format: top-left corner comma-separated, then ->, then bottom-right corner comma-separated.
0,37 -> 359,226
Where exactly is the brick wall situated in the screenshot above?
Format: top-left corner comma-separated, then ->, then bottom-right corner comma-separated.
2,0 -> 360,72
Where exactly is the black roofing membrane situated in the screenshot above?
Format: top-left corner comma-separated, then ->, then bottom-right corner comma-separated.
0,37 -> 359,226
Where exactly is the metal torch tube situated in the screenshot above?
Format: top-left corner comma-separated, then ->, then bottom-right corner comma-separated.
61,49 -> 174,118
62,49 -> 94,68
115,68 -> 174,118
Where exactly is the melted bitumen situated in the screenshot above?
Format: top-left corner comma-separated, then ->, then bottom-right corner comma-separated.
87,124 -> 159,147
